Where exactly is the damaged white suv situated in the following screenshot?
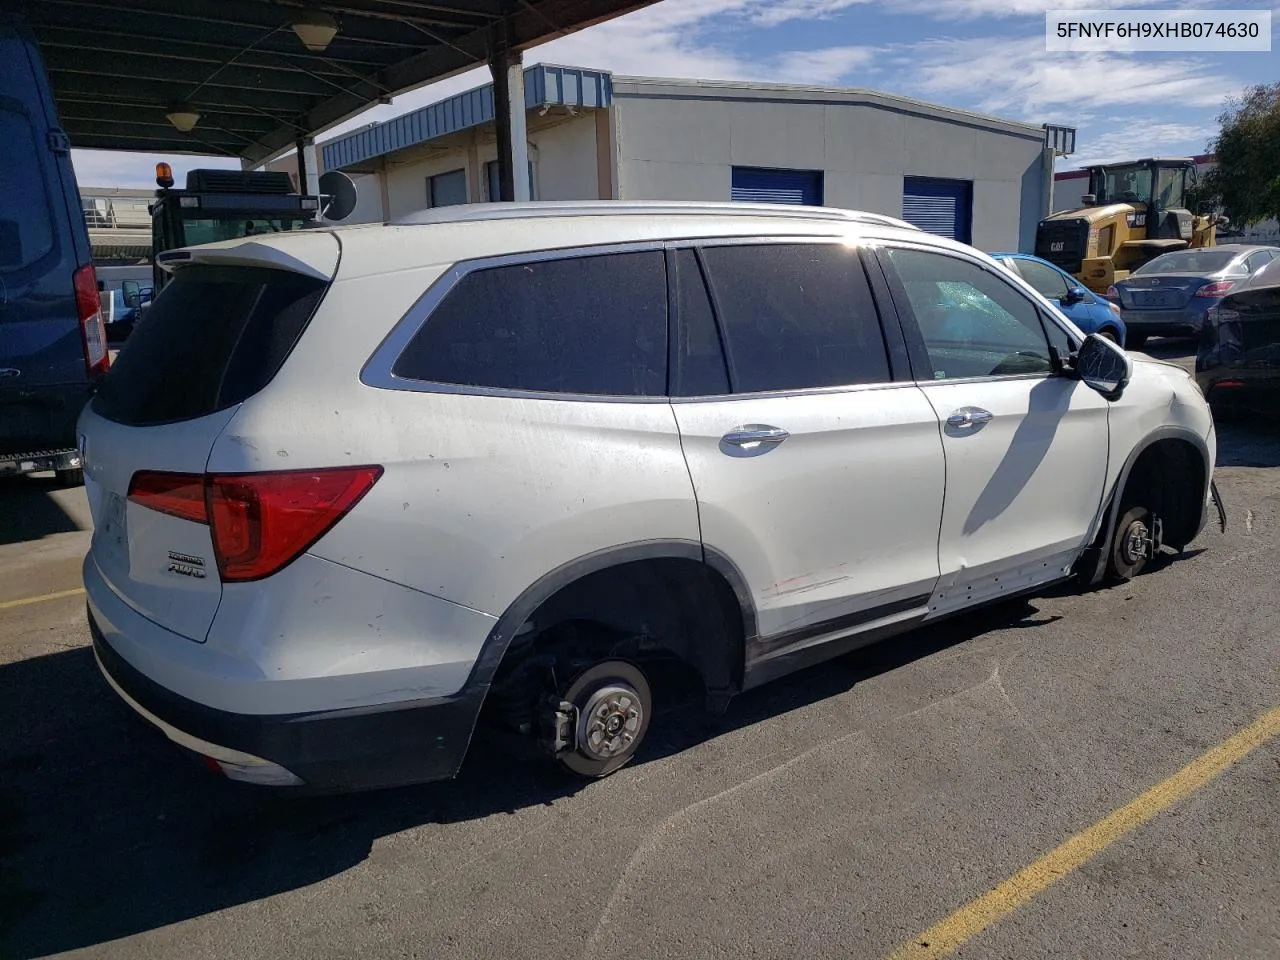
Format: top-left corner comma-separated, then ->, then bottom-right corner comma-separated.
80,201 -> 1220,792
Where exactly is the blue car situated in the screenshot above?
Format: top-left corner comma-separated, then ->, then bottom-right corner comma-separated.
989,252 -> 1127,347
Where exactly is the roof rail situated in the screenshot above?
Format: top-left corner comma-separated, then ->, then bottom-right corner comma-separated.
389,200 -> 921,231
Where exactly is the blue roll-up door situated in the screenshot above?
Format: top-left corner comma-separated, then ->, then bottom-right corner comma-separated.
902,177 -> 973,243
731,167 -> 823,205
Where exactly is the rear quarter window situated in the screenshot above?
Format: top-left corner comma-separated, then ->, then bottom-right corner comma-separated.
391,250 -> 669,396
92,265 -> 327,426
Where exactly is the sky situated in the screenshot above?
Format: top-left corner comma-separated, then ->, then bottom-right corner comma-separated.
69,0 -> 1279,189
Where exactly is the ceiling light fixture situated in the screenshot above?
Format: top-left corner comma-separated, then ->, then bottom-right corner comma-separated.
165,104 -> 201,132
292,10 -> 340,52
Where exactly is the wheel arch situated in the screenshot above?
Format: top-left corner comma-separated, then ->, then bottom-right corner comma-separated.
1079,425 -> 1211,585
465,540 -> 758,698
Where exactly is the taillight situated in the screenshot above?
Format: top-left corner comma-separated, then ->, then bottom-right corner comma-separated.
1105,285 -> 1120,301
127,466 -> 382,582
73,264 -> 110,378
207,467 -> 383,581
1195,280 -> 1235,298
128,471 -> 208,523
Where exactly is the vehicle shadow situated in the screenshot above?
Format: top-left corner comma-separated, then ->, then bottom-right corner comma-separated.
0,597 -> 1050,958
0,476 -> 85,546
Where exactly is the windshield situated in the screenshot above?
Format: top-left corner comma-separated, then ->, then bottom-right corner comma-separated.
1098,165 -> 1152,204
1134,249 -> 1239,275
179,216 -> 310,246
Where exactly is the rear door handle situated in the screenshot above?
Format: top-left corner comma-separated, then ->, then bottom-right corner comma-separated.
946,407 -> 994,430
721,425 -> 790,449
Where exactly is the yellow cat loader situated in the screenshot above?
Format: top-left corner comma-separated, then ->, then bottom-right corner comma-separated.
1035,158 -> 1226,295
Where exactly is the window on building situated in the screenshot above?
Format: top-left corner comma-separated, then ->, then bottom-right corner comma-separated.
427,168 -> 468,208
729,167 -> 823,206
392,250 -> 668,396
485,160 -> 537,201
697,243 -> 890,393
902,177 -> 973,244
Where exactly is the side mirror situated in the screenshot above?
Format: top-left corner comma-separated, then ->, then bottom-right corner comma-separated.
1062,286 -> 1088,305
1081,194 -> 1097,207
1075,333 -> 1132,400
121,280 -> 141,309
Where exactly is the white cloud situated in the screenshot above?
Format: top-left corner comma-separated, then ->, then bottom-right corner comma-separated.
1067,121 -> 1216,168
891,35 -> 1241,121
752,0 -> 1222,24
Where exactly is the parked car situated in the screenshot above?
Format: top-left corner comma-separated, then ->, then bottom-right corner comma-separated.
1109,244 -> 1280,350
1196,257 -> 1280,415
990,252 -> 1127,346
0,13 -> 109,485
100,281 -> 153,344
81,201 -> 1219,793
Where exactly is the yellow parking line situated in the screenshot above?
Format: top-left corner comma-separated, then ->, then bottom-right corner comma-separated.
0,587 -> 85,611
887,705 -> 1280,960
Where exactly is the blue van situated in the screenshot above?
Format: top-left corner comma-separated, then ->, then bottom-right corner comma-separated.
0,13 -> 107,486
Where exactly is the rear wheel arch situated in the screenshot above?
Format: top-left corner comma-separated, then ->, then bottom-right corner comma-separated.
469,541 -> 755,703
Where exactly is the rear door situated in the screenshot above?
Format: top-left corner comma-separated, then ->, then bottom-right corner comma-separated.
80,243 -> 337,642
876,243 -> 1110,615
669,240 -> 945,676
0,19 -> 87,449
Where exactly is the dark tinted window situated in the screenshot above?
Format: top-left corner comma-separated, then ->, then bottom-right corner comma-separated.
1013,258 -> 1071,300
886,247 -> 1052,380
393,251 -> 668,396
93,266 -> 327,426
673,249 -> 729,396
0,106 -> 55,272
698,243 -> 889,392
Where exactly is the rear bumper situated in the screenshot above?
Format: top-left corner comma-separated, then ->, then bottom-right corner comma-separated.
90,609 -> 486,793
0,381 -> 90,458
0,447 -> 80,476
1121,305 -> 1211,338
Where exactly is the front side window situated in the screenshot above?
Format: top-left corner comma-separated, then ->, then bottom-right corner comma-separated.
1013,258 -> 1071,301
697,243 -> 890,393
885,247 -> 1054,381
392,250 -> 668,397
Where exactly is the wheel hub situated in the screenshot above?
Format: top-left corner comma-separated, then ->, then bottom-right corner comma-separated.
1122,519 -> 1151,564
577,684 -> 643,761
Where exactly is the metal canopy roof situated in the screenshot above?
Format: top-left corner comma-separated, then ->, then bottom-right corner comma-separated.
19,0 -> 656,164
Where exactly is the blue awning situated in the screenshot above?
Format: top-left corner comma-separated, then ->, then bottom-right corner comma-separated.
323,64 -> 612,172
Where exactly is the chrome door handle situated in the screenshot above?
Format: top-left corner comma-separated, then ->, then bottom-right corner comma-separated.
721,425 -> 790,448
946,407 -> 994,430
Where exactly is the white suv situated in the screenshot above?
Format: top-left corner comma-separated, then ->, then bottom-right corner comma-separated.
81,201 -> 1219,792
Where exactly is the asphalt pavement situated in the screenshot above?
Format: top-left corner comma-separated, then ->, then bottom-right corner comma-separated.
1,341 -> 1277,960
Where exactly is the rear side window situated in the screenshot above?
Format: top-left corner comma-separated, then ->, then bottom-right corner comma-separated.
698,243 -> 890,393
392,251 -> 668,396
1013,259 -> 1071,300
93,265 -> 327,426
0,105 -> 55,272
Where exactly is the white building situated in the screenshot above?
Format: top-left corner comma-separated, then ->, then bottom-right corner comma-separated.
299,65 -> 1070,253
1053,154 -> 1279,245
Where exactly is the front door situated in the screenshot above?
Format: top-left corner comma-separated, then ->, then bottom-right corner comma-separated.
877,244 -> 1111,617
667,241 -> 946,676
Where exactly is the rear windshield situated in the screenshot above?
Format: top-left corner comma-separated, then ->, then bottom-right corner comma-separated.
1134,250 -> 1238,275
92,265 -> 327,426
